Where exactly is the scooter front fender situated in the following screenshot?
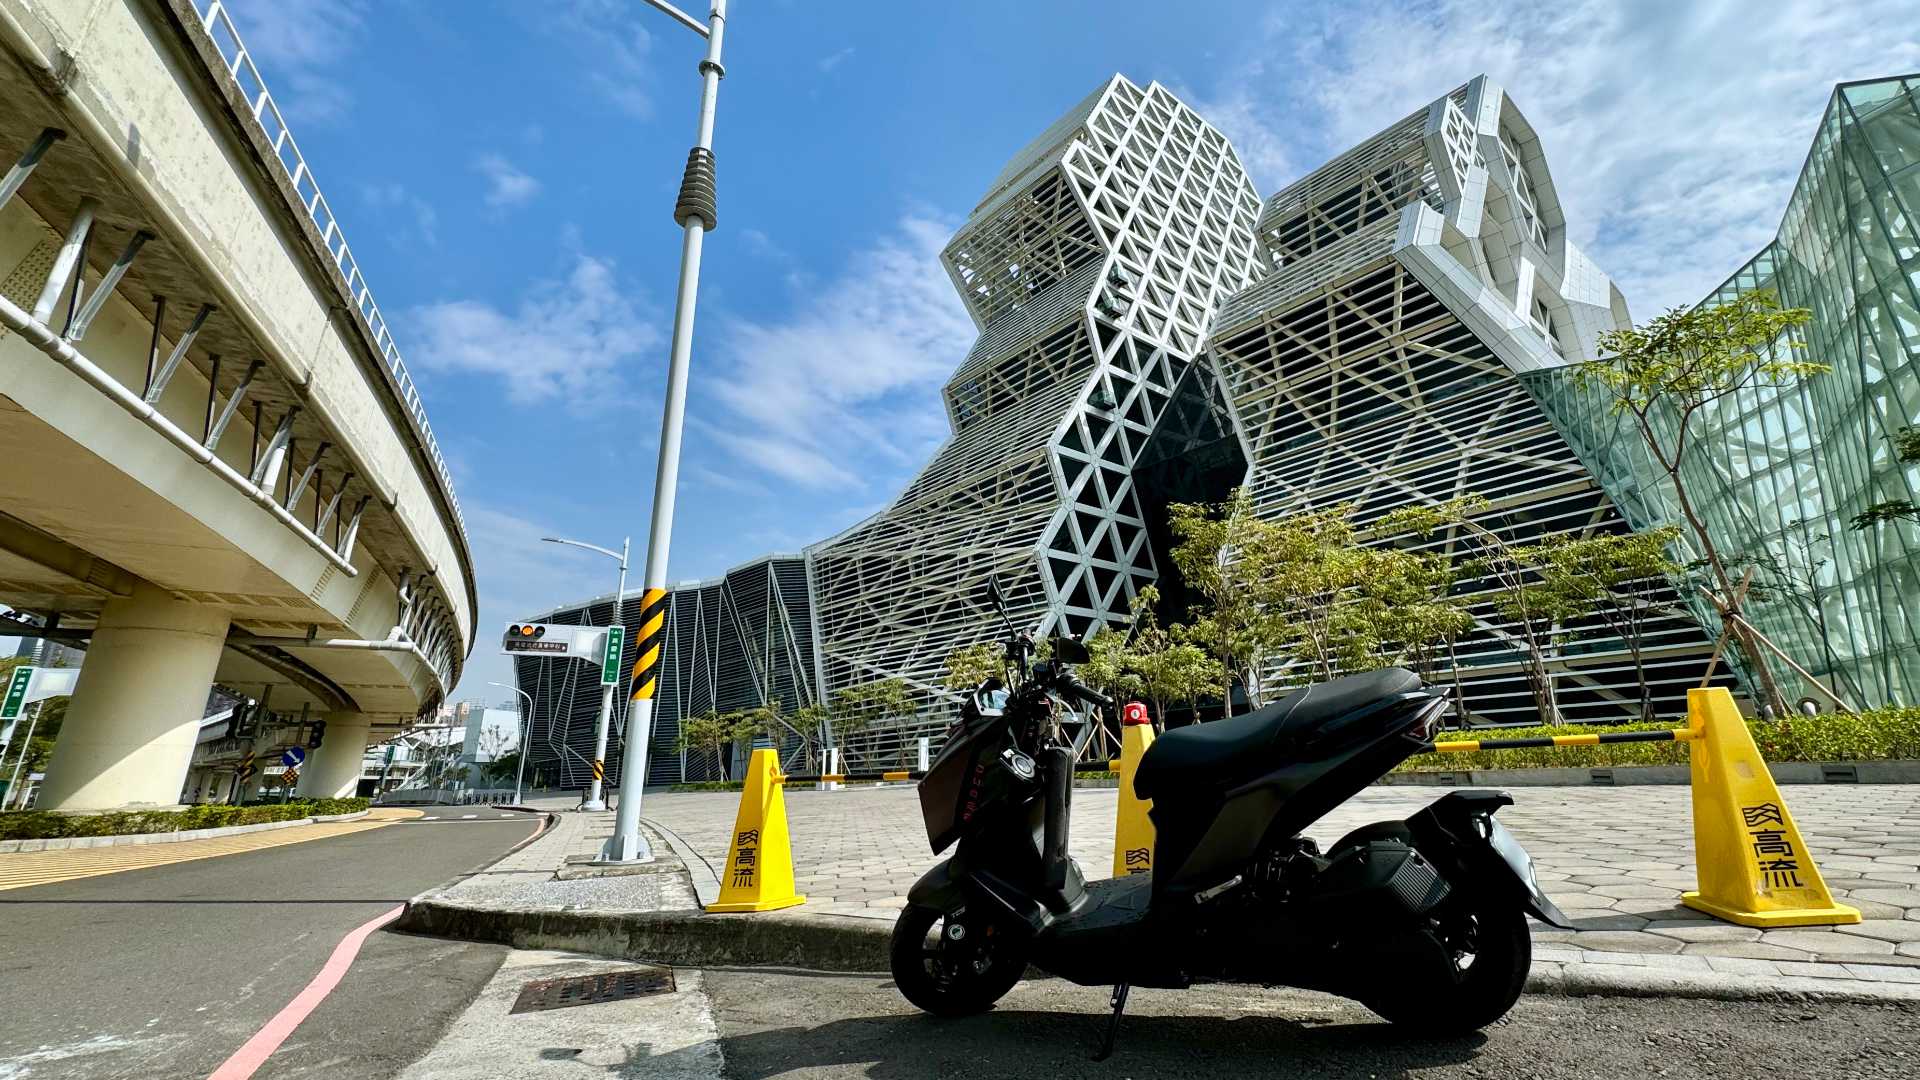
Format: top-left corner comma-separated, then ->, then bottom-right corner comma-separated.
906,856 -> 968,914
1407,789 -> 1572,929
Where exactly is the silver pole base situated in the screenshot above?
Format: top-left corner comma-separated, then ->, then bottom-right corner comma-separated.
600,830 -> 654,864
579,798 -> 607,812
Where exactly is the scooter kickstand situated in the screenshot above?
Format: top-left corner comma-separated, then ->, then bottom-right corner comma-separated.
1091,983 -> 1130,1062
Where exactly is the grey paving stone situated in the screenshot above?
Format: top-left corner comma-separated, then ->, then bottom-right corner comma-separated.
1703,955 -> 1784,976
1843,963 -> 1920,984
1759,929 -> 1893,955
1568,914 -> 1650,931
1584,883 -> 1681,899
1682,942 -> 1812,961
1643,923 -> 1762,943
1565,931 -> 1685,954
1900,942 -> 1920,957
1775,961 -> 1855,979
1837,919 -> 1920,944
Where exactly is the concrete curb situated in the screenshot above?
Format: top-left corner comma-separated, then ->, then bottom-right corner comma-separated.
396,897 -> 894,972
395,896 -> 1920,1004
0,808 -> 371,852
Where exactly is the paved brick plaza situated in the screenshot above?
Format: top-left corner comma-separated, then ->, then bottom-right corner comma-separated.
642,783 -> 1920,971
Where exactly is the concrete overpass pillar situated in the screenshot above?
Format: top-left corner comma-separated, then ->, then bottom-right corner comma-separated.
38,585 -> 230,811
298,712 -> 372,799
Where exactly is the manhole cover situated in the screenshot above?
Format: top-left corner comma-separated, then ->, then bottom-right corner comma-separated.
510,968 -> 676,1014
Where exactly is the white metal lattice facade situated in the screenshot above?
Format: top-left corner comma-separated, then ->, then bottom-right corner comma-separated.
806,77 -> 1265,758
1209,77 -> 1731,722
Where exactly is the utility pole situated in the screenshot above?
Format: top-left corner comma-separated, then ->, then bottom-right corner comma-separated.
541,535 -> 628,810
605,0 -> 727,864
490,681 -> 535,805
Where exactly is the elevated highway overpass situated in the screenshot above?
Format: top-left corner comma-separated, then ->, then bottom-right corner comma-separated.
0,0 -> 475,808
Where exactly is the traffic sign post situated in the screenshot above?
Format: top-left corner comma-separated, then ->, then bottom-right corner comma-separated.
1,665 -> 34,722
601,625 -> 625,687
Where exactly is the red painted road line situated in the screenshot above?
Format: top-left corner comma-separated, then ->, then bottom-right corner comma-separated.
206,904 -> 405,1080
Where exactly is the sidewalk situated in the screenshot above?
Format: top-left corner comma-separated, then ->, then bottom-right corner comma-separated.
400,785 -> 1920,1001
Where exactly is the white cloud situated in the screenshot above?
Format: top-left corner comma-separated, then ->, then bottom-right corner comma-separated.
1192,0 -> 1920,314
407,254 -> 660,408
545,0 -> 655,119
361,182 -> 438,246
819,47 -> 856,73
705,215 -> 975,493
226,0 -> 365,125
476,154 -> 542,209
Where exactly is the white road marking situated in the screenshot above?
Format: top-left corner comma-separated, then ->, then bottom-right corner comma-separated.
460,814 -> 477,820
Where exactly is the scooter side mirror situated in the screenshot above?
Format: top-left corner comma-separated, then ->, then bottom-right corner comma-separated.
1050,635 -> 1090,664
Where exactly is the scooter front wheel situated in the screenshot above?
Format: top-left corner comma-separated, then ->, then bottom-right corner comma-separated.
889,903 -> 1025,1017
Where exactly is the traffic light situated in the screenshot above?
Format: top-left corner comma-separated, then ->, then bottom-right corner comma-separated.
307,720 -> 326,750
511,623 -> 546,639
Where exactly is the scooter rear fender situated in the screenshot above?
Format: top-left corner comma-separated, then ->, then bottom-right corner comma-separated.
1406,790 -> 1572,929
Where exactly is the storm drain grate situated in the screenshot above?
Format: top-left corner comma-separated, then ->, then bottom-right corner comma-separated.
510,968 -> 676,1014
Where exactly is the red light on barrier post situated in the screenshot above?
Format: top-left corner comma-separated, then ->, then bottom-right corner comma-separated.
1122,702 -> 1149,726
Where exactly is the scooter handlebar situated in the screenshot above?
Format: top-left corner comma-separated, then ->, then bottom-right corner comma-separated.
1061,674 -> 1114,714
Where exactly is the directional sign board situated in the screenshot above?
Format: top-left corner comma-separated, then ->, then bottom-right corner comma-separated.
601,625 -> 625,686
282,746 -> 306,768
500,622 -> 611,661
1,666 -> 34,721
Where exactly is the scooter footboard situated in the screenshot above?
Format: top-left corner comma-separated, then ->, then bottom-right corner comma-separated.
1403,789 -> 1572,928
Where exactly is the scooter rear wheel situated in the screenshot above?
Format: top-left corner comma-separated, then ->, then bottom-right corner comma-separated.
1363,899 -> 1530,1035
890,903 -> 1025,1017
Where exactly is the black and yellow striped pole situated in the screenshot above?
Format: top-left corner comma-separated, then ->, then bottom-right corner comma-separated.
628,588 -> 668,703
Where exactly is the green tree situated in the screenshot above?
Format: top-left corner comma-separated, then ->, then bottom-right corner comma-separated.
832,677 -> 917,765
1573,289 -> 1826,714
1383,498 -> 1603,725
1557,528 -> 1683,722
1168,490 -> 1291,714
483,750 -> 521,784
942,642 -> 1004,691
1353,547 -> 1473,706
1850,425 -> 1920,530
1085,585 -> 1225,725
675,711 -> 736,779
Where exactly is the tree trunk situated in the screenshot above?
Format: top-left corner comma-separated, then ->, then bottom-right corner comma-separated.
1668,468 -> 1788,714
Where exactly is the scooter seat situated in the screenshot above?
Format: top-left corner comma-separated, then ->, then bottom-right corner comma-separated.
1133,668 -> 1422,800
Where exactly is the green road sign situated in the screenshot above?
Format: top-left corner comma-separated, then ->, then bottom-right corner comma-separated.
601,625 -> 625,687
1,666 -> 33,721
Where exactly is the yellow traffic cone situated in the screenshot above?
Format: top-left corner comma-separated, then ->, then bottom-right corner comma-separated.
706,748 -> 806,913
1111,702 -> 1156,878
1680,687 -> 1859,928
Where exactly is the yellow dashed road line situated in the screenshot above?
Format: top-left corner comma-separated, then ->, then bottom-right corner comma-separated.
0,807 -> 426,892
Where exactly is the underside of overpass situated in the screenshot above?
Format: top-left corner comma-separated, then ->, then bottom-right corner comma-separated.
0,1 -> 474,808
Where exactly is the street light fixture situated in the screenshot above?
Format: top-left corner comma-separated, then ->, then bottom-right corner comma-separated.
488,681 -> 534,805
603,0 -> 728,865
540,534 -> 629,810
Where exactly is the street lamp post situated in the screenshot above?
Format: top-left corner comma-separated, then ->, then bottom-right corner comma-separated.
541,535 -> 629,810
488,681 -> 535,805
604,0 -> 727,864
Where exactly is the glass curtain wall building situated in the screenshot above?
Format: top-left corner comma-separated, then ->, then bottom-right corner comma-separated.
1530,74 -> 1920,708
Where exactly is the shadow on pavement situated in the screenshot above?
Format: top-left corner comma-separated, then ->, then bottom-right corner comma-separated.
710,1006 -> 1487,1079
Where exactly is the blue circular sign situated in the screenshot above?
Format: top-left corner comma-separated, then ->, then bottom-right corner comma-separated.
281,747 -> 306,767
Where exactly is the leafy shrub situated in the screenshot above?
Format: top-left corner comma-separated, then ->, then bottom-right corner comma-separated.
0,797 -> 370,841
1397,706 -> 1920,773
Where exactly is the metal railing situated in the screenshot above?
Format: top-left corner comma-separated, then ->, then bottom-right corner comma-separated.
190,2 -> 464,537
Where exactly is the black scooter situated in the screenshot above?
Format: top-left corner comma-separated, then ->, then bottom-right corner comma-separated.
892,580 -> 1569,1058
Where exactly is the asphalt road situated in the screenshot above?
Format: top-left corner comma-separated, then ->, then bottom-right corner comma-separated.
0,806 -> 537,1080
706,969 -> 1920,1080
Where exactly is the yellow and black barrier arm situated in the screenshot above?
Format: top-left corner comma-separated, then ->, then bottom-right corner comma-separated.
1423,724 -> 1701,754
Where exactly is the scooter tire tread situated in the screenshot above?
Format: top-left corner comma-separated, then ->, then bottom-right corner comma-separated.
1363,902 -> 1531,1035
890,904 -> 1026,1017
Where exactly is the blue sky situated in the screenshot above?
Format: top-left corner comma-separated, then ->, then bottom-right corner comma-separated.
226,0 -> 1919,702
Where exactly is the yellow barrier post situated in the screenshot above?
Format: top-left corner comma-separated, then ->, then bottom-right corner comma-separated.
706,748 -> 806,913
1111,702 -> 1156,878
1680,687 -> 1859,927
